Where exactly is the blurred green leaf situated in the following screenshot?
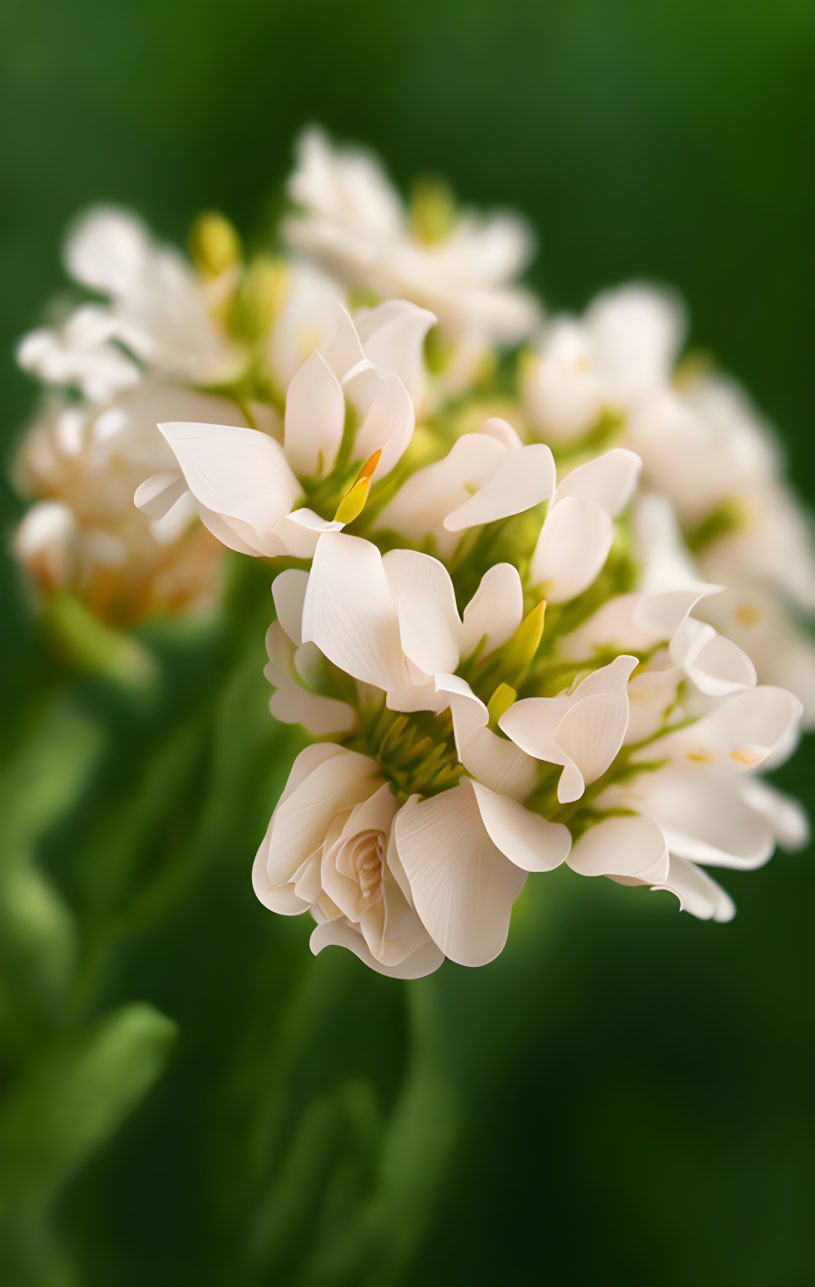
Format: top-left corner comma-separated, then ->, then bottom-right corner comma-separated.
0,1002 -> 176,1286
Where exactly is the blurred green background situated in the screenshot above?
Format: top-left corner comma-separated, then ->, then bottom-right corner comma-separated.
1,1 -> 813,1284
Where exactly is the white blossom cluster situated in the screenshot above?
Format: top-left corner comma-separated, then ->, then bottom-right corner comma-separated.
13,130 -> 813,974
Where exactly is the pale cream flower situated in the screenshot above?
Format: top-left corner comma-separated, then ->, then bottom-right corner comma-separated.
253,745 -> 443,978
283,129 -> 540,351
14,383 -> 246,624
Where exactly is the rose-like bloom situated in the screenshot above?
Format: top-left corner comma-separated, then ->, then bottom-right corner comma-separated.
283,129 -> 540,355
135,300 -> 434,560
13,383 -> 246,625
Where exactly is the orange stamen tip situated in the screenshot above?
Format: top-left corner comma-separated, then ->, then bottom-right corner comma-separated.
356,449 -> 382,486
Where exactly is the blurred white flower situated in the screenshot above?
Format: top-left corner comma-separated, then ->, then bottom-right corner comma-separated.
14,383 -> 246,624
283,129 -> 540,353
567,684 -> 805,921
524,285 -> 683,442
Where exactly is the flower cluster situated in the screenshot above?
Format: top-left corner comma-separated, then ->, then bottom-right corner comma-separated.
13,132 -> 812,974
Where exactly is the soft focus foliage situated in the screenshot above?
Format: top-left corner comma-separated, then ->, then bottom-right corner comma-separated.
1,3 -> 813,1285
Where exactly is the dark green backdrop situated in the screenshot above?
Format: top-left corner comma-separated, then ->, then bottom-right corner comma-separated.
1,2 -> 813,1285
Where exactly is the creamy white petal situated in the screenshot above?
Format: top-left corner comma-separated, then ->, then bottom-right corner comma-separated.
272,568 -> 309,644
470,781 -> 571,871
394,785 -> 527,967
567,815 -> 670,883
309,918 -> 444,978
437,675 -> 537,800
444,442 -> 555,531
531,496 -> 613,602
349,366 -> 415,478
354,299 -> 436,406
283,350 -> 346,477
651,855 -> 735,922
669,617 -> 756,696
160,422 -> 301,534
375,432 -> 505,546
555,447 -> 642,516
654,686 -> 803,773
460,563 -> 524,657
383,548 -> 461,677
302,533 -> 406,691
317,302 -> 365,381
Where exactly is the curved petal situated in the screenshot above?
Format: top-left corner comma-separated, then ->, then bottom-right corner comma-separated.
272,568 -> 309,644
461,563 -> 524,657
309,918 -> 444,978
375,432 -> 505,546
160,421 -> 300,534
383,548 -> 461,677
394,785 -> 527,967
669,617 -> 756,696
349,367 -> 415,478
302,533 -> 406,691
655,685 -> 803,773
437,675 -> 537,800
651,855 -> 735,922
354,299 -> 436,405
283,349 -> 346,477
555,447 -> 642,516
318,303 -> 365,380
444,442 -> 556,531
470,781 -> 571,872
567,814 -> 670,883
531,496 -> 613,602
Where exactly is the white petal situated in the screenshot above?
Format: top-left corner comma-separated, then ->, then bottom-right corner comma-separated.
655,685 -> 803,773
444,442 -> 556,532
354,299 -> 436,405
587,285 -> 684,401
258,749 -> 380,891
133,470 -> 186,521
461,563 -> 524,657
160,421 -> 301,534
349,367 -> 415,478
669,617 -> 756,696
737,778 -> 809,851
271,508 -> 343,559
470,781 -> 571,872
375,432 -> 505,546
555,447 -> 642,516
65,207 -> 149,295
272,569 -> 309,644
283,350 -> 346,477
437,675 -> 537,800
309,918 -> 444,978
383,548 -> 461,677
531,496 -> 613,602
479,416 -> 524,452
651,855 -> 735,922
302,533 -> 405,691
318,303 -> 365,380
567,815 -> 670,882
393,784 -> 527,967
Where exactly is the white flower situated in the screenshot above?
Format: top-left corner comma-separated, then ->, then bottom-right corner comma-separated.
252,745 -> 443,978
135,300 -> 434,560
253,743 -> 570,972
378,417 -> 641,601
301,531 -> 525,712
283,129 -> 540,350
524,285 -> 683,441
567,685 -> 806,921
498,655 -> 640,803
14,383 -> 246,623
266,260 -> 348,393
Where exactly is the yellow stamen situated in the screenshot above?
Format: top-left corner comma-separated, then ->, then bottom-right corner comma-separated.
686,751 -> 713,764
730,748 -> 762,766
333,450 -> 382,525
